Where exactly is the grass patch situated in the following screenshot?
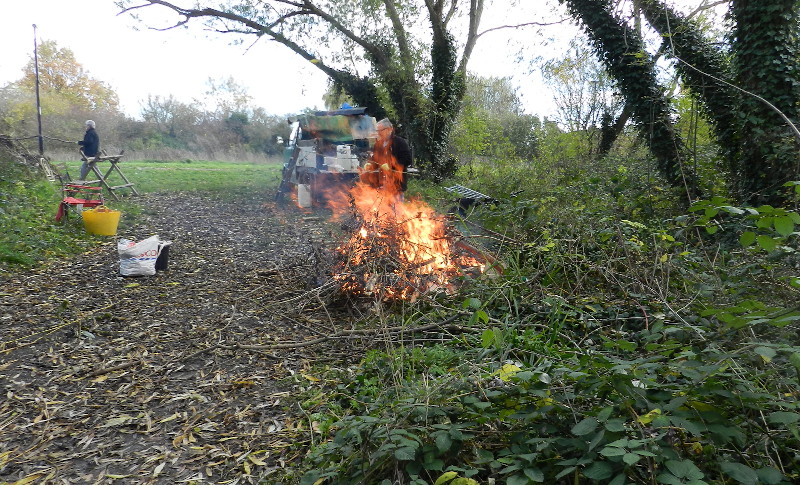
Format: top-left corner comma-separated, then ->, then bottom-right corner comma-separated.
0,164 -> 97,273
1,157 -> 284,275
61,159 -> 283,199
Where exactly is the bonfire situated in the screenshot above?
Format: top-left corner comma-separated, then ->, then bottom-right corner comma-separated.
317,158 -> 488,301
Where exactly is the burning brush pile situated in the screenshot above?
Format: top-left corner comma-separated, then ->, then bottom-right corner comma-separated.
324,180 -> 491,301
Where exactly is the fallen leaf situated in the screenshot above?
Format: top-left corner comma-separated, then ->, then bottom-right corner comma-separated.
11,473 -> 44,485
102,415 -> 134,427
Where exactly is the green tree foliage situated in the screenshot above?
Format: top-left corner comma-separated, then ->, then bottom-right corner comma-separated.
635,0 -> 739,184
135,80 -> 287,157
582,0 -> 800,206
1,40 -> 121,140
541,40 -> 622,134
18,40 -> 120,113
452,75 -> 540,164
115,0 -> 485,181
140,94 -> 201,147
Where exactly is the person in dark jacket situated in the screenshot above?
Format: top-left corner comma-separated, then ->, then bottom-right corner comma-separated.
77,120 -> 100,180
363,118 -> 412,196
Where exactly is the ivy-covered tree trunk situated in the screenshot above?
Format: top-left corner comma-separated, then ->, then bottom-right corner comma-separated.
561,0 -> 698,199
380,5 -> 469,182
730,0 -> 800,205
635,0 -> 740,185
415,31 -> 465,182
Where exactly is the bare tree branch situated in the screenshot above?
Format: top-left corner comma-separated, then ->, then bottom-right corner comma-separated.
477,18 -> 569,40
688,0 -> 728,20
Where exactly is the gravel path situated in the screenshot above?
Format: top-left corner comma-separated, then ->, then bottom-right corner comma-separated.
0,192 -> 360,484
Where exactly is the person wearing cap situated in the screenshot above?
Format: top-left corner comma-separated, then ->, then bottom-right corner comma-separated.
363,118 -> 412,195
77,120 -> 100,181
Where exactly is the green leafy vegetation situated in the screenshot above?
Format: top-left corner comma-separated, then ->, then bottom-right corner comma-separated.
0,158 -> 96,271
3,2 -> 800,483
3,131 -> 798,484
0,156 -> 282,274
288,150 -> 799,484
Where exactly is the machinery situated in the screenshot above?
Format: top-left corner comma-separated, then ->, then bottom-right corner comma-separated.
276,107 -> 377,207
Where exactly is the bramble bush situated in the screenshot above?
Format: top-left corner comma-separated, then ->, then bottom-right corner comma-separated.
290,158 -> 799,485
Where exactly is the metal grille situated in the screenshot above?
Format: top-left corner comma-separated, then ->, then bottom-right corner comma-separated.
445,184 -> 493,201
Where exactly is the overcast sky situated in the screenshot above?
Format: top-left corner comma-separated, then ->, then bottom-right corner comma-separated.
1,0 -> 573,121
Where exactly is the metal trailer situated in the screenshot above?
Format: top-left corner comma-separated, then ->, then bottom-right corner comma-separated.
276,107 -> 377,207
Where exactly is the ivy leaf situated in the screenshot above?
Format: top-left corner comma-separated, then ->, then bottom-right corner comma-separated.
599,446 -> 627,457
604,418 -> 627,432
463,298 -> 481,309
622,453 -> 640,465
766,411 -> 800,425
609,473 -> 627,485
755,466 -> 784,485
506,474 -> 530,485
665,460 -> 704,480
753,346 -> 777,362
435,432 -> 453,453
596,406 -> 614,422
656,472 -> 683,485
481,329 -> 494,348
773,216 -> 794,236
523,467 -> 544,482
720,462 -> 759,485
434,471 -> 458,485
498,363 -> 521,382
789,353 -> 800,370
394,447 -> 416,461
637,408 -> 661,425
756,235 -> 777,252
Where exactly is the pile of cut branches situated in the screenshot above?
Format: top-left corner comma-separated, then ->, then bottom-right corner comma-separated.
323,209 -> 489,301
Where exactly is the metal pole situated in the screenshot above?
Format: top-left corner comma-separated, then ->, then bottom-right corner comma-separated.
33,24 -> 44,156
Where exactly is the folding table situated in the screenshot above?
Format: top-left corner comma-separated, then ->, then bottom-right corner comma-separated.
80,150 -> 139,201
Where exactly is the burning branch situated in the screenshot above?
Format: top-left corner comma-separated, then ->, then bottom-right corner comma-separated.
326,185 -> 488,301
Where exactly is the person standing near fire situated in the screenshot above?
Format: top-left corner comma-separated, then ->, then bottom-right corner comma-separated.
77,120 -> 100,181
363,118 -> 412,197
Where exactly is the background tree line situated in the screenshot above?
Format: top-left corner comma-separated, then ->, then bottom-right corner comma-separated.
0,40 -> 291,162
0,37 -> 551,169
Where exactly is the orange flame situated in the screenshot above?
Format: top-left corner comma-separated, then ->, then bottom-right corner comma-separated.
325,176 -> 485,299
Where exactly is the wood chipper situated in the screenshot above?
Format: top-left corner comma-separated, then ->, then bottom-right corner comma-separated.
275,107 -> 377,207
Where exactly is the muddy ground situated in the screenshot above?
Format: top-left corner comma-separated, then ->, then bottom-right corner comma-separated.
0,192 -> 368,484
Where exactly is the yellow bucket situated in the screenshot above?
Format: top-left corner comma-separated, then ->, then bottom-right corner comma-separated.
82,206 -> 121,236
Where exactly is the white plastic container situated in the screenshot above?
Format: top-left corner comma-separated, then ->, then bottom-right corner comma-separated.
297,184 -> 312,208
296,146 -> 316,167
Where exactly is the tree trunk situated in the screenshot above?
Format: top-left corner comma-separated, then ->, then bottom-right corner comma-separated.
730,0 -> 800,205
635,0 -> 740,193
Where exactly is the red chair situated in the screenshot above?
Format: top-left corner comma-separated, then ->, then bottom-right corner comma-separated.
55,183 -> 105,222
